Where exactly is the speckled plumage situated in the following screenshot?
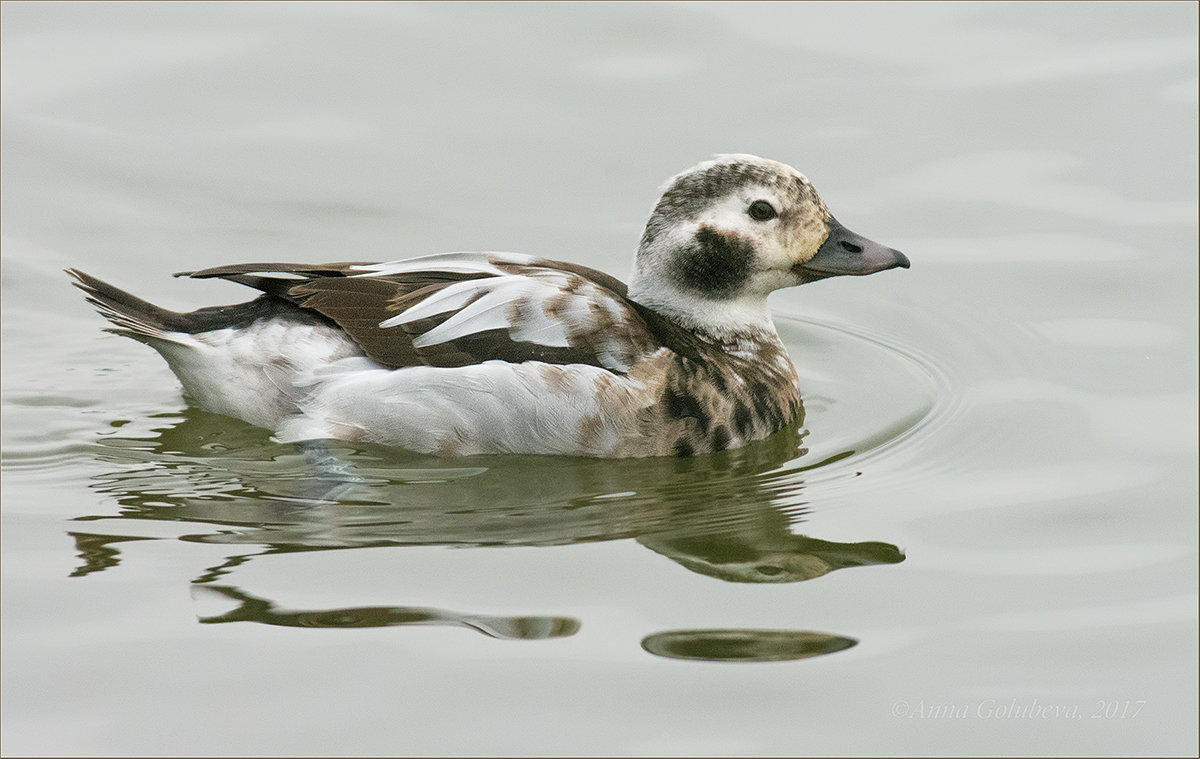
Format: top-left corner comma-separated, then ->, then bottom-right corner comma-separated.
69,154 -> 908,457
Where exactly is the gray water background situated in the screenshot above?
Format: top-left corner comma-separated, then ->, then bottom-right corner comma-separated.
2,2 -> 1197,756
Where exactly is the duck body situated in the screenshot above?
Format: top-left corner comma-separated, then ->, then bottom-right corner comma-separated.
70,155 -> 908,458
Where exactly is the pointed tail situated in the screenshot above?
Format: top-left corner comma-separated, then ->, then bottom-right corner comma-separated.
66,268 -> 190,342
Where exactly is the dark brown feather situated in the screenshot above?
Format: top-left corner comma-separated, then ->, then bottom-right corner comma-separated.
171,257 -> 708,373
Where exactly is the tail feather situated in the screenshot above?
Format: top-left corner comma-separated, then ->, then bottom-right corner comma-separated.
66,268 -> 191,343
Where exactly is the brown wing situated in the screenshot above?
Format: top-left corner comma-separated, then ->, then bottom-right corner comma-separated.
180,254 -> 701,372
181,260 -> 491,368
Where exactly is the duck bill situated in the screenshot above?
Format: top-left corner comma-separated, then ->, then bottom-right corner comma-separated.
794,218 -> 910,282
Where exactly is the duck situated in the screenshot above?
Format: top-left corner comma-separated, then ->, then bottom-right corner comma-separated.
69,154 -> 909,458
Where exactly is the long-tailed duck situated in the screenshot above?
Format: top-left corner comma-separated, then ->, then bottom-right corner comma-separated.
69,154 -> 908,457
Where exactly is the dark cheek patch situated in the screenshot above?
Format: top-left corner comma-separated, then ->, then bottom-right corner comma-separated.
675,225 -> 754,298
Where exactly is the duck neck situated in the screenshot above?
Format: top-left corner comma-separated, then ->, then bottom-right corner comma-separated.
628,277 -> 782,355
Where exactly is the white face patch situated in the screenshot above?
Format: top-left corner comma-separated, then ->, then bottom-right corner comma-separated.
695,188 -> 802,272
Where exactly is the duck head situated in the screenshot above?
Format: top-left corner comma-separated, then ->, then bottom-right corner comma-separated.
628,154 -> 909,338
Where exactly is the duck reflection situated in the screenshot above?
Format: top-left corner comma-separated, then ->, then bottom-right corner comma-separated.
71,407 -> 904,660
642,629 -> 858,663
75,407 -> 902,583
192,584 -> 580,640
639,531 -> 903,584
67,532 -> 157,578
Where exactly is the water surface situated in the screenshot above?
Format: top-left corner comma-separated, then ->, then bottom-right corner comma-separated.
2,2 -> 1196,756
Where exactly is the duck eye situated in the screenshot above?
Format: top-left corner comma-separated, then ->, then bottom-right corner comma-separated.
747,200 -> 777,221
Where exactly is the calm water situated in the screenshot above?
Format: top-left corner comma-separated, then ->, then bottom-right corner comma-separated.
2,2 -> 1197,756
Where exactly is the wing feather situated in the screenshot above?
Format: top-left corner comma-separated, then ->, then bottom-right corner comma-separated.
182,254 -> 692,372
350,252 -> 534,277
380,276 -> 523,327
